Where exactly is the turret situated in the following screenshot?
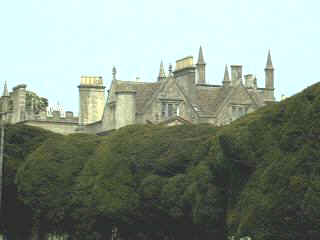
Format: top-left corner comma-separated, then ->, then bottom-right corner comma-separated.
265,50 -> 274,89
1,81 -> 10,121
196,46 -> 206,84
3,81 -> 9,97
11,84 -> 27,123
222,65 -> 231,87
78,76 -> 106,125
158,61 -> 166,82
114,83 -> 136,129
264,50 -> 275,102
112,66 -> 117,80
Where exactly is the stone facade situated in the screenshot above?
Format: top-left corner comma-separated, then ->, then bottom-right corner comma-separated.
0,47 -> 276,135
0,82 -> 79,135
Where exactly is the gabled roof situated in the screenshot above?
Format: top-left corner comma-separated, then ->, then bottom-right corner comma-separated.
107,78 -> 263,119
195,86 -> 232,115
135,82 -> 161,113
140,76 -> 195,115
108,80 -> 161,113
214,82 -> 259,117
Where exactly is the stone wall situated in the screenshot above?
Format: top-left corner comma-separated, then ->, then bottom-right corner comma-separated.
24,120 -> 79,135
115,92 -> 136,129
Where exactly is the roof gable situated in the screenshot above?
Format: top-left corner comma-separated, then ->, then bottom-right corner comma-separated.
140,77 -> 193,115
229,83 -> 258,105
215,83 -> 258,116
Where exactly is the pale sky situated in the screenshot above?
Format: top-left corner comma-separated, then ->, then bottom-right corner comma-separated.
1,0 -> 319,114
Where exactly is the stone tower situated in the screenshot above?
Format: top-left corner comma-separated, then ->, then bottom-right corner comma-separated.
265,50 -> 274,89
2,81 -> 9,110
1,81 -> 10,122
114,84 -> 136,129
11,84 -> 27,123
78,76 -> 105,125
264,50 -> 275,101
196,46 -> 206,84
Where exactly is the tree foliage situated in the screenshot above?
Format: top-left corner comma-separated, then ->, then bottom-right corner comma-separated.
3,82 -> 320,239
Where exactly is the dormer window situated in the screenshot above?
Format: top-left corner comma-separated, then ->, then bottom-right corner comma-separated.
161,102 -> 180,118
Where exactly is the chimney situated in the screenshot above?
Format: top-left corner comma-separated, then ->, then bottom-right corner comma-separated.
173,56 -> 197,102
52,110 -> 60,120
230,65 -> 243,85
244,74 -> 254,88
65,111 -> 74,119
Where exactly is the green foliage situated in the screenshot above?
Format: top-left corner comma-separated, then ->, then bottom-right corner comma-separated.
16,133 -> 103,237
1,124 -> 58,239
25,91 -> 48,114
3,82 -> 320,240
222,83 -> 320,239
73,124 -> 223,239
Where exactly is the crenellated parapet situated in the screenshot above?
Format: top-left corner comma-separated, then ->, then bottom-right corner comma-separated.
79,76 -> 104,86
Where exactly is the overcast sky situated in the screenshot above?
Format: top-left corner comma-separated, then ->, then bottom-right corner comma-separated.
0,0 -> 319,114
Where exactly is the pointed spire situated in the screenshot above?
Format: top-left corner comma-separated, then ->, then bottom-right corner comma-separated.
159,61 -> 166,77
224,65 -> 230,82
197,46 -> 205,65
222,65 -> 231,87
3,81 -> 9,97
158,61 -> 166,81
265,50 -> 273,69
112,66 -> 117,80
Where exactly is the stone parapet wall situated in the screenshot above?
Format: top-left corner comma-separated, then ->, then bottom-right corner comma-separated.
24,120 -> 80,135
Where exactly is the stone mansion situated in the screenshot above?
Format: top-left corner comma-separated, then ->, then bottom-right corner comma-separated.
0,47 -> 276,135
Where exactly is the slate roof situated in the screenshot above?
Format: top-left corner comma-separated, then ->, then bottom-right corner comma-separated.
195,86 -> 232,115
113,80 -> 161,113
111,79 -> 262,118
135,82 -> 161,113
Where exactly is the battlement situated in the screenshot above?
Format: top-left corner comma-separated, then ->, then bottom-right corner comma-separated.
80,76 -> 103,86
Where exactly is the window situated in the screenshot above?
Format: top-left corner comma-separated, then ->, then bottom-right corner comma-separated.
161,102 -> 180,118
161,103 -> 166,117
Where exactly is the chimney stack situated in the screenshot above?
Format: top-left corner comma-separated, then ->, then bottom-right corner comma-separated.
230,65 -> 243,85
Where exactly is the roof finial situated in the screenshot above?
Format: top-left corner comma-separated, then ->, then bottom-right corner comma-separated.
158,61 -> 166,81
265,49 -> 273,69
112,66 -> 117,80
159,61 -> 166,77
197,46 -> 205,65
3,81 -> 9,97
168,63 -> 173,77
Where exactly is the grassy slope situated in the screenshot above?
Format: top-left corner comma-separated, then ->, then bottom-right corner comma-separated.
220,82 -> 320,239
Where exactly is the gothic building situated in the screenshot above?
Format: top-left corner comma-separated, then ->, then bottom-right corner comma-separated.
0,47 -> 276,135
